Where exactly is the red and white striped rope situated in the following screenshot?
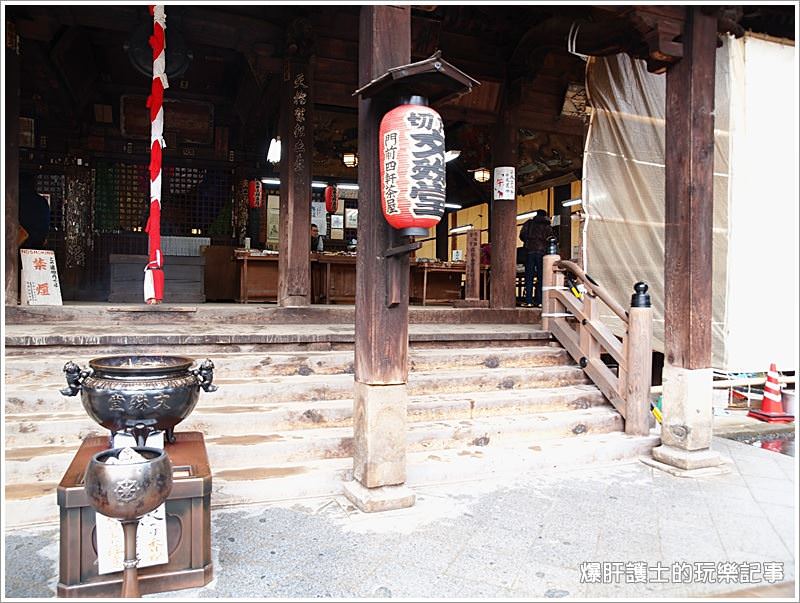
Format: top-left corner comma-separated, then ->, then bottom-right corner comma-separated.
144,4 -> 167,302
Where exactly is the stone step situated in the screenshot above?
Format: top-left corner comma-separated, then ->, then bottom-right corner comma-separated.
3,323 -> 551,352
5,304 -> 541,326
3,346 -> 571,382
4,365 -> 590,415
3,407 -> 622,484
4,431 -> 659,528
4,385 -> 607,448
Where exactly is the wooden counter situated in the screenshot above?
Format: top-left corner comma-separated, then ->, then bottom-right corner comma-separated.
410,262 -> 489,305
234,250 -> 280,303
312,253 -> 357,304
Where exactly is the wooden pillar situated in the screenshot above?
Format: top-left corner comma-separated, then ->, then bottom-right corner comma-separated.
664,7 -> 715,371
464,229 -> 480,301
555,184 -> 571,259
435,214 -> 449,261
344,5 -> 415,513
651,8 -> 726,472
489,90 -> 518,309
5,21 -> 20,305
625,284 -> 653,436
278,53 -> 313,307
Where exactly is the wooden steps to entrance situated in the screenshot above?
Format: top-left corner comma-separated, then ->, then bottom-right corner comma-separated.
3,323 -> 658,528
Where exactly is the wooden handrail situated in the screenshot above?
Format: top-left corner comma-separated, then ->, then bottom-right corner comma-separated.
542,249 -> 653,437
555,260 -> 629,323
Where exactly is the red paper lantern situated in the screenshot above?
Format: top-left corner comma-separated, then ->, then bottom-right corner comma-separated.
248,180 -> 263,208
325,185 -> 338,214
379,104 -> 445,236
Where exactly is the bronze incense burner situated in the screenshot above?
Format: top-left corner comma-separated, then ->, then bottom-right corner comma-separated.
61,355 -> 217,445
84,447 -> 173,598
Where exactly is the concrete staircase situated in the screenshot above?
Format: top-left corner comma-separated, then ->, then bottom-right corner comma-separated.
4,325 -> 659,527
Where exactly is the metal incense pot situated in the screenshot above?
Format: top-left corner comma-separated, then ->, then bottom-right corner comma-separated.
61,355 -> 217,446
84,447 -> 173,598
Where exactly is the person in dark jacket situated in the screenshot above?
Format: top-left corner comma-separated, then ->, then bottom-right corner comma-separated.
519,210 -> 555,307
18,173 -> 50,249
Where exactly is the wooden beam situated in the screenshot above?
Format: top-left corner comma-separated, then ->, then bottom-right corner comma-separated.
354,5 -> 412,384
435,215 -> 449,261
278,56 -> 313,307
664,8 -> 716,370
555,183 -> 571,259
489,88 -> 518,309
6,21 -> 20,305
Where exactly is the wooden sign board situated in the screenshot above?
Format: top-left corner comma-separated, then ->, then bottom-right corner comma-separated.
120,95 -> 214,144
20,249 -> 62,305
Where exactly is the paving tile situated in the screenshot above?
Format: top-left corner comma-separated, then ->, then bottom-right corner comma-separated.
444,543 -> 523,589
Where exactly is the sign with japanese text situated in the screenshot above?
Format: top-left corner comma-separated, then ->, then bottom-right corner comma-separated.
311,201 -> 327,236
20,249 -> 62,305
493,166 -> 515,200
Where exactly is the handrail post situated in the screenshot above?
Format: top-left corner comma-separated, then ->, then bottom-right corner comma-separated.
625,282 -> 653,436
541,237 -> 560,331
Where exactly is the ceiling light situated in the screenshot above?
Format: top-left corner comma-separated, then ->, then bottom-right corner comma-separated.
443,203 -> 462,209
472,167 -> 490,183
516,211 -> 539,221
337,183 -> 359,191
311,182 -> 328,189
342,152 -> 358,168
444,150 -> 461,163
267,137 -> 281,164
562,198 -> 582,207
261,177 -> 280,186
449,225 -> 473,235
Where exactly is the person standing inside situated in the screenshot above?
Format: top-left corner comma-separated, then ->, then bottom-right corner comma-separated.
310,223 -> 323,252
18,173 -> 51,249
519,210 -> 555,307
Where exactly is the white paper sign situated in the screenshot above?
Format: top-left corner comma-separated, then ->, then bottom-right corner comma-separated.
311,201 -> 327,235
20,249 -> 62,305
345,208 -> 358,229
493,166 -> 515,200
331,214 -> 344,229
96,504 -> 169,575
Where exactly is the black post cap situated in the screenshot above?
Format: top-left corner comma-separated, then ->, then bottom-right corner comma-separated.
631,282 -> 651,308
546,236 -> 558,255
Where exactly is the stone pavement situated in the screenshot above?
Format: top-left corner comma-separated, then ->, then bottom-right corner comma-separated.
3,436 -> 796,600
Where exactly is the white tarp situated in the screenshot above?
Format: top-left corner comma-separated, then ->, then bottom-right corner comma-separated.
583,34 -> 796,372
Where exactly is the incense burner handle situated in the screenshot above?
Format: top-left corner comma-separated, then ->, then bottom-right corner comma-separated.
191,359 -> 218,393
60,361 -> 92,396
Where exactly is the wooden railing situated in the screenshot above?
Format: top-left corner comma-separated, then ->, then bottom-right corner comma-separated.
542,243 -> 653,436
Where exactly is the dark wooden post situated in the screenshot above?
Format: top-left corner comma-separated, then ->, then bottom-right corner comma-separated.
489,90 -> 518,309
464,229 -> 480,301
435,214 -> 449,261
555,183 -> 571,259
344,5 -> 415,512
651,7 -> 725,472
5,21 -> 20,305
278,52 -> 313,307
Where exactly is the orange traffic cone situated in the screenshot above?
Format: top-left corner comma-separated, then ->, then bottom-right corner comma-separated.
748,363 -> 794,423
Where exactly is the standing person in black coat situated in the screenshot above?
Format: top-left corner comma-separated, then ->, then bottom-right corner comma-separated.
18,173 -> 51,249
519,210 -> 555,307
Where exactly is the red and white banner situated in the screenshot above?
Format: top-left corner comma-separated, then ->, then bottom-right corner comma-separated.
144,4 -> 167,303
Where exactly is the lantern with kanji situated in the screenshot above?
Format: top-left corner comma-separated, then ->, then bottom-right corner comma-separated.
379,104 -> 445,237
248,180 -> 263,209
324,185 -> 339,214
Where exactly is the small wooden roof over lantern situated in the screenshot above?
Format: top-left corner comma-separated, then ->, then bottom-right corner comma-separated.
353,50 -> 480,104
